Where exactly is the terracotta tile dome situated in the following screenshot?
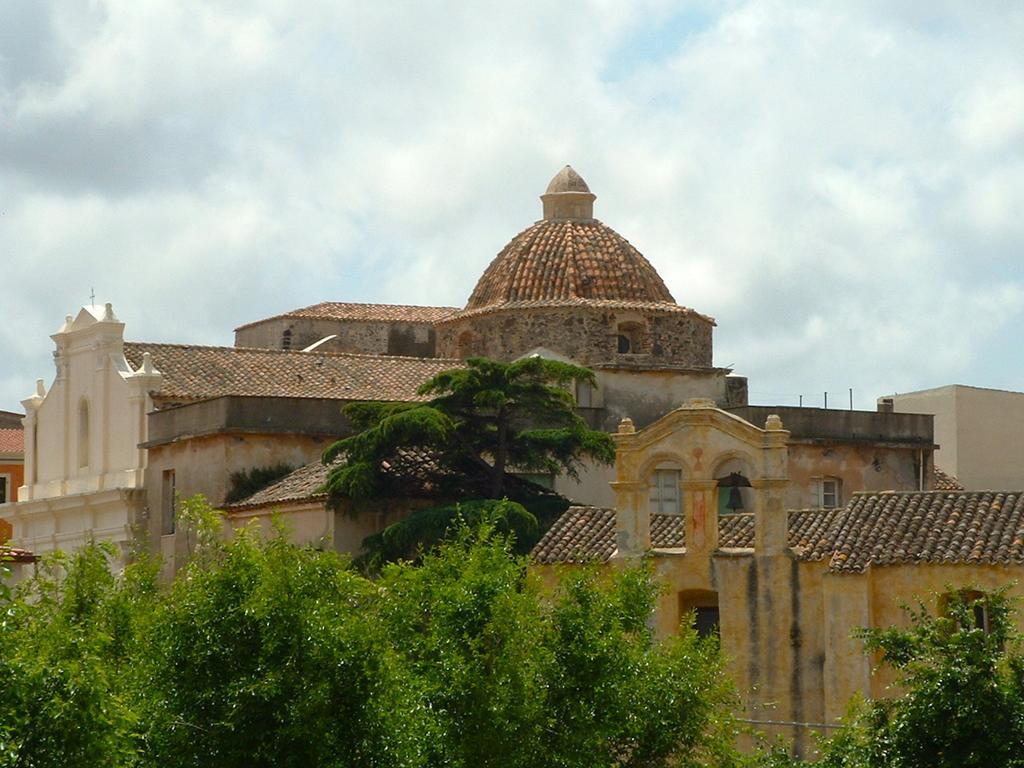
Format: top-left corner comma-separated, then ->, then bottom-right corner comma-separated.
465,167 -> 676,311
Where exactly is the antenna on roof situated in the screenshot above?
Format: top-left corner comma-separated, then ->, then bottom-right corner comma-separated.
89,287 -> 95,305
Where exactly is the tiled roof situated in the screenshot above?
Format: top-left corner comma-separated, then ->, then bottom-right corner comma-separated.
532,494 -> 1021,573
235,302 -> 459,331
0,545 -> 37,563
225,448 -> 553,511
933,466 -> 965,491
225,448 -> 442,511
532,507 -> 850,564
0,411 -> 23,430
123,343 -> 460,405
0,428 -> 23,456
465,219 -> 677,311
827,491 -> 1024,572
530,506 -> 617,564
226,460 -> 331,510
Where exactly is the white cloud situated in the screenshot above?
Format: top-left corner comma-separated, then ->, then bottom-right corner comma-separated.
2,0 -> 1024,411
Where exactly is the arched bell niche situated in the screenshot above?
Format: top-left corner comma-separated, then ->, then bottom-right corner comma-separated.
713,456 -> 754,516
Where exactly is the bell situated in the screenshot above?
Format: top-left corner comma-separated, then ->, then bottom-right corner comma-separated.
727,485 -> 744,512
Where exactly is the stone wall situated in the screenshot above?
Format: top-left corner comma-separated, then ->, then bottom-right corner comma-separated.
436,306 -> 714,367
235,317 -> 439,357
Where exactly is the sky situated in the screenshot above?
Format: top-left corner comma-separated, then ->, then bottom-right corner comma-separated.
2,0 -> 1023,414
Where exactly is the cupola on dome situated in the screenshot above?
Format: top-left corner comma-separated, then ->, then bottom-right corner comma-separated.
464,166 -> 676,311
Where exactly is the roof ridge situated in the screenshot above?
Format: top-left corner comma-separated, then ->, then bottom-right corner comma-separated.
233,301 -> 461,331
125,340 -> 462,364
851,489 -> 1024,496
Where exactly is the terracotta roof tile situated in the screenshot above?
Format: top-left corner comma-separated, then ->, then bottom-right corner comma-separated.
0,545 -> 36,563
465,219 -> 677,312
235,302 -> 459,331
933,466 -> 965,491
123,343 -> 461,405
0,428 -> 23,455
530,506 -> 617,564
532,496 -> 1000,572
226,460 -> 331,510
826,491 -> 1024,572
224,448 -> 550,512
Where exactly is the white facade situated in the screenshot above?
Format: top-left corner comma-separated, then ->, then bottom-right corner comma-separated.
1,304 -> 161,565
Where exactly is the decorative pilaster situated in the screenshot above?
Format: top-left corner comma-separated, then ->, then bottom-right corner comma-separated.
755,414 -> 790,555
682,479 -> 718,555
610,416 -> 649,558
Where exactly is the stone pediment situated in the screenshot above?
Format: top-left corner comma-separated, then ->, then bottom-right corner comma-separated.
614,398 -> 788,458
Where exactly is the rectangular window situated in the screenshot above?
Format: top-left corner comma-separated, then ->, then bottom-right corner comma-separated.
575,380 -> 595,408
649,469 -> 681,514
161,470 -> 176,535
0,475 -> 8,504
811,477 -> 842,508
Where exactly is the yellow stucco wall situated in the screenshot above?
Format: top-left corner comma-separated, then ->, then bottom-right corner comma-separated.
535,400 -> 1022,756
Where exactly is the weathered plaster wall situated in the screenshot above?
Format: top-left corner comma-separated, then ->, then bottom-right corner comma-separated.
437,307 -> 714,367
224,497 -> 435,557
235,317 -> 439,357
786,443 -> 924,509
864,563 -> 1024,698
594,369 -> 729,430
145,431 -> 331,574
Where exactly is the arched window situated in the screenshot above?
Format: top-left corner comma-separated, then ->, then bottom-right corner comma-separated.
78,398 -> 90,469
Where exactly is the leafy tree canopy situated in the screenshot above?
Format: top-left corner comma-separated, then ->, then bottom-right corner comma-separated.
808,586 -> 1024,768
322,356 -> 616,504
0,496 -> 742,768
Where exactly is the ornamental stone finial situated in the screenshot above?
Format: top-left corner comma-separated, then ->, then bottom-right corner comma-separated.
617,417 -> 636,434
765,414 -> 784,431
541,165 -> 596,220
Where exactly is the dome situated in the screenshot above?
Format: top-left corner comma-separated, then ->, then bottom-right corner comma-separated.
464,167 -> 676,311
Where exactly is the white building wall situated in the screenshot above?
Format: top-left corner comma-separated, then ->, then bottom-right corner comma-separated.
1,304 -> 161,564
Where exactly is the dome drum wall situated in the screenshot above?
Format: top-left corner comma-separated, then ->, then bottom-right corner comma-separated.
436,305 -> 713,368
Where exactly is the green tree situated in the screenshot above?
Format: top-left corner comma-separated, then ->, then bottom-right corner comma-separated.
322,356 -> 616,502
814,587 -> 1024,768
373,517 -> 741,768
0,542 -> 153,767
0,496 -> 743,768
